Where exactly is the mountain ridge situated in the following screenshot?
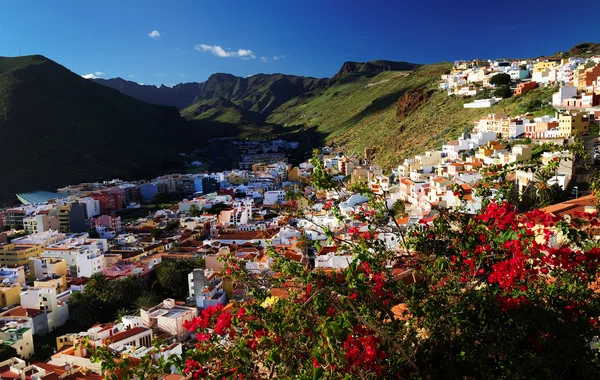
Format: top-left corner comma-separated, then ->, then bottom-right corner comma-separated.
0,54 -> 190,205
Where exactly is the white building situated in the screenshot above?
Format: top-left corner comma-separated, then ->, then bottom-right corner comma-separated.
552,86 -> 578,106
140,298 -> 197,341
263,190 -> 286,205
20,287 -> 69,333
23,214 -> 60,234
10,230 -> 66,246
0,317 -> 34,359
188,269 -> 227,309
41,236 -> 107,277
76,197 -> 101,218
463,98 -> 501,108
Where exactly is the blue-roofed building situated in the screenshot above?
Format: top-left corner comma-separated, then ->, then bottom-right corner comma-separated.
16,191 -> 67,206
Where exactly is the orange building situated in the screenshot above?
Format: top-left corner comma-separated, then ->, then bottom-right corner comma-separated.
578,63 -> 600,90
514,81 -> 538,96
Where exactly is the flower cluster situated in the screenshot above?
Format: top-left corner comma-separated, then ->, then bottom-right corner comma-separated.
343,325 -> 387,374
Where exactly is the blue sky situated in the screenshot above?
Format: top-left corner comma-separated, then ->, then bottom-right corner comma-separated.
1,0 -> 599,86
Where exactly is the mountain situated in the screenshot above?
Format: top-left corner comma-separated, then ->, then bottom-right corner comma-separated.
93,77 -> 202,109
0,55 -> 189,205
549,42 -> 600,59
95,73 -> 328,114
330,60 -> 422,83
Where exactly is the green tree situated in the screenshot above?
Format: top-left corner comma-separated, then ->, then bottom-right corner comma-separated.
189,204 -> 201,217
114,308 -> 134,323
87,228 -> 100,238
86,273 -> 111,301
391,199 -> 408,219
156,260 -> 199,299
489,73 -> 511,86
152,192 -> 169,205
109,275 -> 147,306
0,344 -> 17,361
493,84 -> 513,99
134,293 -> 161,310
164,220 -> 179,232
151,228 -> 163,240
69,291 -> 103,327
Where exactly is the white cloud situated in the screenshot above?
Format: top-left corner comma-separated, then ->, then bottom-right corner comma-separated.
82,72 -> 103,79
156,72 -> 167,77
194,44 -> 255,59
128,74 -> 136,78
149,30 -> 161,39
260,55 -> 284,63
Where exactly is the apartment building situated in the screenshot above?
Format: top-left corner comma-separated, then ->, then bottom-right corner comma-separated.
0,243 -> 44,267
558,111 -> 590,137
20,286 -> 69,333
140,298 -> 197,341
0,317 -> 34,359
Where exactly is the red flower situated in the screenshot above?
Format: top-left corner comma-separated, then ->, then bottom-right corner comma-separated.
236,307 -> 246,319
348,293 -> 357,300
312,357 -> 321,368
306,283 -> 313,294
198,332 -> 211,341
327,307 -> 336,316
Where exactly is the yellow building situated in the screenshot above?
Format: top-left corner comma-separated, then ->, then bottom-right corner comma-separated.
0,244 -> 44,266
56,205 -> 71,232
533,61 -> 557,73
28,257 -> 68,281
558,111 -> 590,137
288,167 -> 300,182
34,276 -> 67,293
0,284 -> 22,308
476,141 -> 505,158
104,253 -> 123,267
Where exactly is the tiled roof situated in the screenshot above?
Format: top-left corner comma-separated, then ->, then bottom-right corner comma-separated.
540,195 -> 597,217
107,326 -> 149,343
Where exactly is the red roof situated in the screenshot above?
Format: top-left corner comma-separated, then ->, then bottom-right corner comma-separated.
318,246 -> 338,256
106,327 -> 149,343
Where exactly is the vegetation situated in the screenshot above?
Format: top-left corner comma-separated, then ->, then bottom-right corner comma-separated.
489,73 -> 511,86
68,273 -> 150,327
0,344 -> 17,361
90,151 -> 600,379
390,199 -> 408,219
0,55 -> 189,205
269,64 -> 555,170
154,259 -> 205,299
494,84 -> 513,98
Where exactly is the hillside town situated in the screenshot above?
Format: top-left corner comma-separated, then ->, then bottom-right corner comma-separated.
0,54 -> 599,378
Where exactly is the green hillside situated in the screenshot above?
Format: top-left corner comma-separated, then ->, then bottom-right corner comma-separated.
269,63 -> 555,169
0,55 -> 189,205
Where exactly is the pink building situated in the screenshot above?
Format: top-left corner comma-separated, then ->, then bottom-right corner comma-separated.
91,215 -> 122,233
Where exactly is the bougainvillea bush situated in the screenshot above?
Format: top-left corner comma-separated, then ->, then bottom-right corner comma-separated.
91,153 -> 600,379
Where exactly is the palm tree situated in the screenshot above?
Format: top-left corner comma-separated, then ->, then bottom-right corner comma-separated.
114,308 -> 134,323
69,291 -> 101,327
533,168 -> 561,207
134,293 -> 160,311
86,273 -> 110,302
110,275 -> 147,306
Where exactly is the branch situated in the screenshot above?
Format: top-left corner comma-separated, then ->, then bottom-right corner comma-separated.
345,298 -> 419,373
